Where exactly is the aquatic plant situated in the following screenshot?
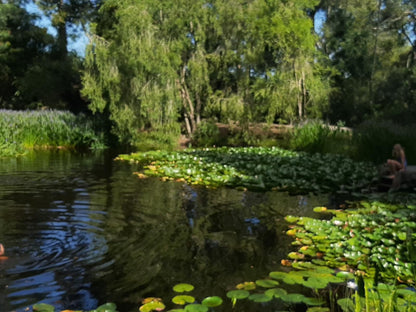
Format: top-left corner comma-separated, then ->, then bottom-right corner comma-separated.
32,302 -> 117,312
0,109 -> 106,157
117,146 -> 378,194
284,201 -> 416,284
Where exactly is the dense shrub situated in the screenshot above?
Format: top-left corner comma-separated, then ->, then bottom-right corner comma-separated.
0,110 -> 106,156
352,120 -> 416,164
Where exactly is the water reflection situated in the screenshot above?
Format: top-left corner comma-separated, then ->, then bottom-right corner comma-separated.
0,150 -> 328,312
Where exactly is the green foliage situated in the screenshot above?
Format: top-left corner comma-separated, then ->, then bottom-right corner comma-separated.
0,110 -> 106,157
32,302 -> 117,312
117,146 -> 377,194
284,201 -> 416,284
82,0 -> 329,147
191,120 -> 222,147
289,120 -> 352,155
352,120 -> 416,164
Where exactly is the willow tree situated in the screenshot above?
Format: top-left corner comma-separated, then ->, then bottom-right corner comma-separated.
82,0 -> 328,147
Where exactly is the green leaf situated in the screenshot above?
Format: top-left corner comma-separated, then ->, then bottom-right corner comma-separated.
184,304 -> 208,312
248,294 -> 273,303
201,296 -> 223,307
265,288 -> 288,298
140,301 -> 165,312
281,293 -> 307,303
172,295 -> 195,305
33,303 -> 55,312
226,290 -> 250,300
255,279 -> 279,288
173,283 -> 194,293
96,303 -> 117,312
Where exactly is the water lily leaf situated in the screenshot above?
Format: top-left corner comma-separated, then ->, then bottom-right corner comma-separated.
285,215 -> 299,223
335,271 -> 354,281
248,293 -> 273,303
302,277 -> 328,289
255,279 -> 279,288
33,304 -> 55,312
281,293 -> 307,303
269,271 -> 288,280
303,297 -> 326,306
173,283 -> 194,293
288,252 -> 305,260
140,301 -> 165,312
265,287 -> 287,298
236,281 -> 256,290
184,304 -> 208,312
306,307 -> 330,312
96,303 -> 118,312
172,295 -> 195,305
337,298 -> 355,312
226,290 -> 250,300
201,296 -> 223,307
167,310 -> 185,312
313,207 -> 328,213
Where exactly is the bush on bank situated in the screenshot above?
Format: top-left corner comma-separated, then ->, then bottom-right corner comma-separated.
0,110 -> 106,156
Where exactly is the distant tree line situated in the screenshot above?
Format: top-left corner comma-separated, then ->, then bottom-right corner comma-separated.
1,0 -> 416,147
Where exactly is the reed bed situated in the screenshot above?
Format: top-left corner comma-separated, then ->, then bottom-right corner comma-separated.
0,110 -> 105,156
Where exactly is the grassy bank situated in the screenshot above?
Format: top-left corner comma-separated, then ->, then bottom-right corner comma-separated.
0,110 -> 106,157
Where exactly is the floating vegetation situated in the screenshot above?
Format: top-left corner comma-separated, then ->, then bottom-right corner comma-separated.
117,147 -> 378,194
32,302 -> 117,312
284,201 -> 416,284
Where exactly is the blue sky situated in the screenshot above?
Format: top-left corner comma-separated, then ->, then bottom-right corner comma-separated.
26,2 -> 89,57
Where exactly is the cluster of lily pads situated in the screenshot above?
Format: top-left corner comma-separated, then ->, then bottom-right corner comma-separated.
31,302 -> 117,312
116,147 -> 378,194
140,283 -> 223,312
284,202 -> 416,284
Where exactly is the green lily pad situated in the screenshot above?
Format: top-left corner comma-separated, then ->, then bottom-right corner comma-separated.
140,301 -> 165,312
255,279 -> 280,288
248,294 -> 273,303
306,307 -> 330,312
281,293 -> 307,303
173,283 -> 194,293
172,295 -> 195,305
201,296 -> 223,307
226,290 -> 250,300
95,303 -> 117,312
184,304 -> 208,312
265,287 -> 288,298
33,303 -> 55,312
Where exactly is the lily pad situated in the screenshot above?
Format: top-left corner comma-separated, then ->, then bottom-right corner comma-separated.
264,288 -> 288,298
173,283 -> 194,293
172,295 -> 195,305
140,301 -> 165,312
255,279 -> 279,288
96,303 -> 118,312
201,296 -> 223,307
184,304 -> 208,312
248,293 -> 273,303
226,290 -> 250,300
33,304 -> 55,312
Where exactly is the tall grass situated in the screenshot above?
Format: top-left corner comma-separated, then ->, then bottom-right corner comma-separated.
289,120 -> 352,155
0,110 -> 106,157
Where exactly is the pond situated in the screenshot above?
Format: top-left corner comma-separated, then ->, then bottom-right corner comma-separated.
0,150 -> 330,312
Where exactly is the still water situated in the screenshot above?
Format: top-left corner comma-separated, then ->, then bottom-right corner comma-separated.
0,150 -> 328,312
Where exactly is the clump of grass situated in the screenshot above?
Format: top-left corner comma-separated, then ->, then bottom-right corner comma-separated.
352,120 -> 416,164
0,110 -> 106,157
289,120 -> 352,155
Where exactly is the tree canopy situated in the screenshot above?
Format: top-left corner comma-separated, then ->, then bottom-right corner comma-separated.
1,0 -> 416,148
